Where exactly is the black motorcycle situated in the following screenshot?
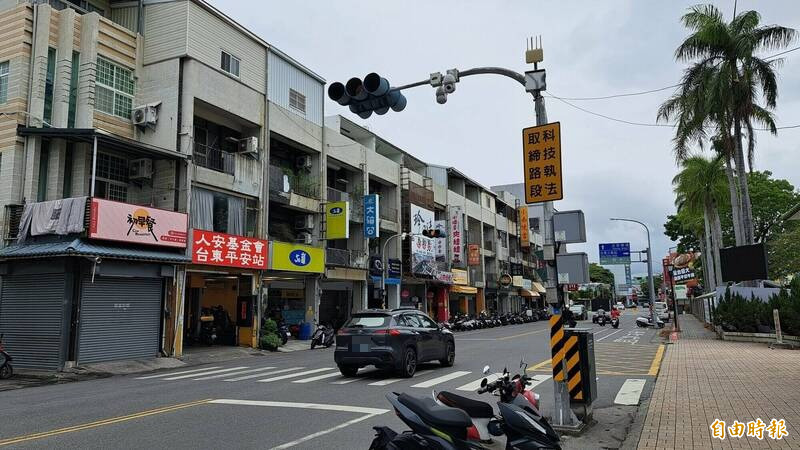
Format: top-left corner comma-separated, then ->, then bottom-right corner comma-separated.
0,334 -> 13,379
277,321 -> 291,346
310,323 -> 335,349
199,308 -> 218,345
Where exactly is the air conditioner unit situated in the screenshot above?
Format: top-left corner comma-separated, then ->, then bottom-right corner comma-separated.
296,155 -> 312,171
239,136 -> 259,156
132,102 -> 160,128
294,215 -> 315,230
129,158 -> 153,179
297,232 -> 313,244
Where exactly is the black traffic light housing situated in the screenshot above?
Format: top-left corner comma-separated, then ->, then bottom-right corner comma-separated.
328,73 -> 407,119
421,229 -> 446,238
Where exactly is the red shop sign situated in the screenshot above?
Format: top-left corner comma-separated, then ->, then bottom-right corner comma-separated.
192,229 -> 268,269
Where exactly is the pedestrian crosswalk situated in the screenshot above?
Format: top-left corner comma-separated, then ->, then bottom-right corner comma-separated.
133,363 -> 650,405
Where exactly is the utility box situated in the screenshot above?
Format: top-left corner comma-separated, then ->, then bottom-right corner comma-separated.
564,328 -> 597,421
556,252 -> 590,284
553,210 -> 586,244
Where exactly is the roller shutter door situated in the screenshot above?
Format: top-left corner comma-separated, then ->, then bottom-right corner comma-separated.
77,276 -> 162,364
0,274 -> 65,370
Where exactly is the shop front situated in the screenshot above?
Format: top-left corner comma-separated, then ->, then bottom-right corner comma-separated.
264,242 -> 325,333
184,229 -> 267,351
519,278 -> 541,309
0,197 -> 188,370
449,284 -> 478,315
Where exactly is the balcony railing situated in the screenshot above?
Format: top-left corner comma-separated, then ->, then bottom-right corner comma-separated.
483,240 -> 494,251
194,143 -> 235,175
327,187 -> 350,203
269,165 -> 320,199
3,204 -> 24,244
325,248 -> 367,269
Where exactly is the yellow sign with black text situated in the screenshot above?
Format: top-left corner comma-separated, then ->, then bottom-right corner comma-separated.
326,201 -> 350,239
270,242 -> 325,273
522,122 -> 563,204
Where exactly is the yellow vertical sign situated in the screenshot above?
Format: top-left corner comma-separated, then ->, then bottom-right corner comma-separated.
522,122 -> 563,204
518,206 -> 529,247
326,201 -> 349,239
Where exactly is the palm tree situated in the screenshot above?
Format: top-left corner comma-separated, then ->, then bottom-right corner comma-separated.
673,156 -> 729,291
659,5 -> 796,245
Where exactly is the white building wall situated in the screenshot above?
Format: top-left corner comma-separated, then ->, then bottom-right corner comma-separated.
142,1 -> 188,64
268,51 -> 323,126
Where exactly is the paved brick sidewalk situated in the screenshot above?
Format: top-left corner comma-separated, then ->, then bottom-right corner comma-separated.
637,316 -> 800,449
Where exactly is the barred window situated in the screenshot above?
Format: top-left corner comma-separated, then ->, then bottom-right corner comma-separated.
289,89 -> 306,113
95,57 -> 134,119
0,61 -> 8,104
95,153 -> 128,202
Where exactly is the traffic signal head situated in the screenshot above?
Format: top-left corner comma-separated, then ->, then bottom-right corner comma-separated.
328,73 -> 407,119
422,229 -> 446,238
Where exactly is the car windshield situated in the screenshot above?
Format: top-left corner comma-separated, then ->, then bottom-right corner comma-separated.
344,315 -> 391,328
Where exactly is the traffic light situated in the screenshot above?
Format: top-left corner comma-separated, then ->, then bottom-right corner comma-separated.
421,229 -> 446,238
328,73 -> 407,119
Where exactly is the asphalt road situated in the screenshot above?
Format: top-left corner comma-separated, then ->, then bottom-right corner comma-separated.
0,311 -> 662,449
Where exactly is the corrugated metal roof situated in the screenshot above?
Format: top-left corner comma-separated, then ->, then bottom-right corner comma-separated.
0,238 -> 190,264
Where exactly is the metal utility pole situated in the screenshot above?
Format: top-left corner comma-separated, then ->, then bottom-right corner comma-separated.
381,232 -> 406,308
611,218 -> 655,323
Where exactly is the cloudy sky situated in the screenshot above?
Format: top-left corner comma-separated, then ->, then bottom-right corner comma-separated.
217,0 -> 800,279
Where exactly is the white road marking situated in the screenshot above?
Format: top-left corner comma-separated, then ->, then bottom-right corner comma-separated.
208,399 -> 388,415
292,371 -> 342,384
257,367 -> 333,383
411,371 -> 471,388
528,374 -> 552,388
164,366 -> 248,380
270,414 -> 381,450
224,367 -> 303,382
596,329 -> 624,342
456,373 -> 501,391
614,379 -> 647,405
194,366 -> 276,381
135,366 -> 221,379
368,370 -> 433,386
330,377 -> 362,385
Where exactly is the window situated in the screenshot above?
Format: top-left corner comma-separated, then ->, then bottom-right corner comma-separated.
43,48 -> 56,125
288,89 -> 306,113
95,57 -> 134,119
95,152 -> 128,202
0,61 -> 9,104
67,51 -> 80,128
220,51 -> 240,77
37,141 -> 50,202
402,314 -> 423,328
192,187 -> 255,236
417,314 -> 438,329
63,143 -> 73,197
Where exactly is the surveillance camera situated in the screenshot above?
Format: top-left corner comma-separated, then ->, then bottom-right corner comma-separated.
442,73 -> 457,93
435,86 -> 447,104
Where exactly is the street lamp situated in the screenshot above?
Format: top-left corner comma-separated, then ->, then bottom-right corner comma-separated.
610,217 -> 655,324
380,232 -> 407,308
665,263 -> 680,332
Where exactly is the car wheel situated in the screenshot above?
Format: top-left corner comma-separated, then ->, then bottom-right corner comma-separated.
0,364 -> 12,380
338,365 -> 358,377
399,347 -> 417,378
439,342 -> 455,367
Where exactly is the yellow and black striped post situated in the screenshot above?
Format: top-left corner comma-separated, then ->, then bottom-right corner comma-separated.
564,334 -> 584,401
549,314 -> 565,382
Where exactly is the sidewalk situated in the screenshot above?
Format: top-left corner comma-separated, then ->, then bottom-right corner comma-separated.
636,314 -> 800,449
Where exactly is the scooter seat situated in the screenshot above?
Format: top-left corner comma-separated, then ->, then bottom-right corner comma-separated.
398,393 -> 472,429
437,391 -> 494,418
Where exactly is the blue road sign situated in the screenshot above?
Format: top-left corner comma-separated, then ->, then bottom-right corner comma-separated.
599,242 -> 631,265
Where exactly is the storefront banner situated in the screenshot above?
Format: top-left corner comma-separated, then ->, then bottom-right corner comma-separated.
410,204 -> 434,235
364,194 -> 379,238
192,229 -> 268,268
411,234 -> 436,275
512,275 -> 524,287
270,242 -> 325,273
326,201 -> 349,239
452,269 -> 468,285
89,198 -> 187,248
434,220 -> 447,258
435,271 -> 453,284
449,206 -> 464,265
387,258 -> 402,278
522,278 -> 533,290
468,244 -> 481,266
518,207 -> 530,247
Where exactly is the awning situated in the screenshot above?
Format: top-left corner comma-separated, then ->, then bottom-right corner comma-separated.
17,126 -> 186,160
450,285 -> 478,294
0,237 -> 190,264
532,282 -> 547,293
519,289 -> 539,297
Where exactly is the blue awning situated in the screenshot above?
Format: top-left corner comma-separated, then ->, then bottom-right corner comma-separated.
0,237 -> 190,264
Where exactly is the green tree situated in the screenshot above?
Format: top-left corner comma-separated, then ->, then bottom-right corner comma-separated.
768,222 -> 800,280
658,5 -> 796,245
747,171 -> 800,243
589,263 -> 615,286
664,213 -> 701,253
640,275 -> 664,301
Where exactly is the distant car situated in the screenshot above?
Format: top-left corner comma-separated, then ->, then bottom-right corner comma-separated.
334,309 -> 455,378
653,302 -> 670,321
615,302 -> 626,311
568,304 -> 587,320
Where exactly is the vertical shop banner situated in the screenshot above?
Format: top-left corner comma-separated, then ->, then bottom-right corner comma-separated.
89,198 -> 188,248
449,206 -> 464,265
326,201 -> 350,239
522,122 -> 563,204
468,244 -> 481,266
192,229 -> 268,269
518,206 -> 530,247
434,220 -> 447,258
410,204 -> 436,275
364,194 -> 379,238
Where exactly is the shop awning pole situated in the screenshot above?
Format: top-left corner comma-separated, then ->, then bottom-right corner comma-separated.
90,135 -> 98,197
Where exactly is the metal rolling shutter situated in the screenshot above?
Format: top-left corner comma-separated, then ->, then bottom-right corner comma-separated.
77,276 -> 162,364
0,274 -> 65,370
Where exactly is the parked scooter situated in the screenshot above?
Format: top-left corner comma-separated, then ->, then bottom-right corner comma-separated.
636,315 -> 664,328
0,334 -> 13,379
310,323 -> 335,349
199,308 -> 218,345
277,321 -> 291,346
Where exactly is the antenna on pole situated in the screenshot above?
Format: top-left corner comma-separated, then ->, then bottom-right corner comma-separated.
526,35 -> 544,66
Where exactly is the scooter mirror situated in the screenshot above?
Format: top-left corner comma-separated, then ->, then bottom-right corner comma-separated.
482,365 -> 491,375
481,378 -> 488,388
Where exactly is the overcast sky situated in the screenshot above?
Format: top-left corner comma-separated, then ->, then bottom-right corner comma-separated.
217,0 -> 800,280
